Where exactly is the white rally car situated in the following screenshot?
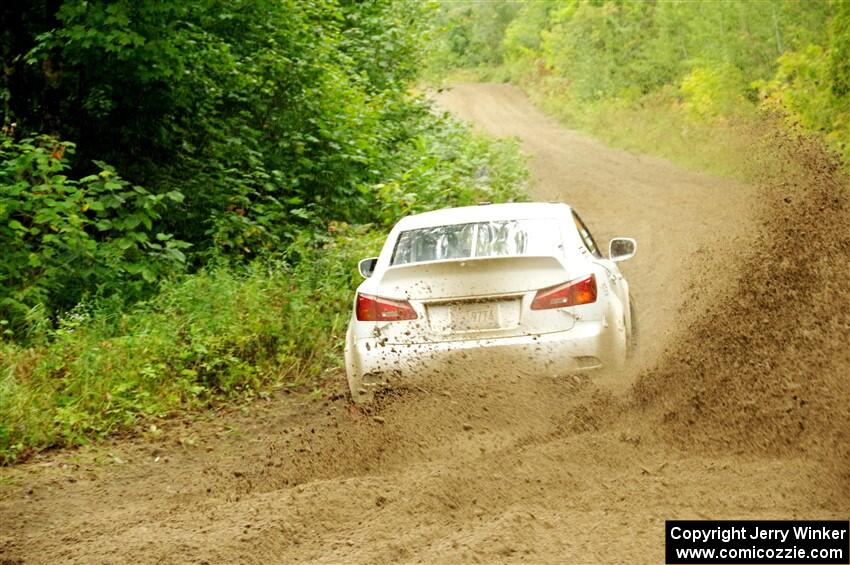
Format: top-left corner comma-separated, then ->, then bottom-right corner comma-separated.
344,202 -> 636,402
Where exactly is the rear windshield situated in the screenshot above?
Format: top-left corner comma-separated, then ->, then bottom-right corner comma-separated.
390,219 -> 562,266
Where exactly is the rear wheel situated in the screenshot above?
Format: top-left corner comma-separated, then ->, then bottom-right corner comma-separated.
344,326 -> 371,404
627,294 -> 638,358
348,381 -> 373,405
346,369 -> 362,403
345,362 -> 377,405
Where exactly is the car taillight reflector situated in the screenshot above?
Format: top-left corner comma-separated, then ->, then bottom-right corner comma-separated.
531,274 -> 597,310
356,293 -> 418,321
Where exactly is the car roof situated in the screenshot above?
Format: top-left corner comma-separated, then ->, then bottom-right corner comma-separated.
395,202 -> 572,230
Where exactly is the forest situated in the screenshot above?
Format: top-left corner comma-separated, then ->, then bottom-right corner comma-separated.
0,0 -> 527,462
430,0 -> 850,175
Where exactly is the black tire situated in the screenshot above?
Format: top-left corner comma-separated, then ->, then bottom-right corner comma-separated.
627,294 -> 638,358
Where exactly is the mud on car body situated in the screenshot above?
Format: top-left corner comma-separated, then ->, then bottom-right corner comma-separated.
344,202 -> 637,403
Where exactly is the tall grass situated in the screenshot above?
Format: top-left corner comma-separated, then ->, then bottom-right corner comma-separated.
0,227 -> 384,463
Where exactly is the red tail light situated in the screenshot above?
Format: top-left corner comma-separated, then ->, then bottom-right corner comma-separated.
531,274 -> 597,310
356,293 -> 418,321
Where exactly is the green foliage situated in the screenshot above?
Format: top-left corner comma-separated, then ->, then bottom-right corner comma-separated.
542,1 -> 663,102
503,2 -> 552,62
0,226 -> 381,463
758,2 -> 850,160
2,0 -> 436,258
0,136 -> 187,338
0,106 -> 528,464
0,0 -> 532,462
429,0 -> 848,164
680,65 -> 749,121
0,0 -> 527,328
427,0 -> 521,73
371,109 -> 528,222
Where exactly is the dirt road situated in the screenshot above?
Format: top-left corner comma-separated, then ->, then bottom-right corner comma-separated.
1,83 -> 847,564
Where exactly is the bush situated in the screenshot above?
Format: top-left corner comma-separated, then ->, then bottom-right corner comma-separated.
0,136 -> 187,339
3,1 -> 435,257
0,0 -> 531,464
680,65 -> 749,121
372,107 -> 528,222
0,113 -> 529,464
0,225 -> 381,464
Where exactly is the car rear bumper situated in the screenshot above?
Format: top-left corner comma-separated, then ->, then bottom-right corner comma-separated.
345,321 -> 610,395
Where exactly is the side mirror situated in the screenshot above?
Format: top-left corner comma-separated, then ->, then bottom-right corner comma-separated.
358,257 -> 378,278
609,237 -> 637,262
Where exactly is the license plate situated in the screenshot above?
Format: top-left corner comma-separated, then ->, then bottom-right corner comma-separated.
450,303 -> 499,331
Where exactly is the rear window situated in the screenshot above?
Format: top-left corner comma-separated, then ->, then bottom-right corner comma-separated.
390,219 -> 562,266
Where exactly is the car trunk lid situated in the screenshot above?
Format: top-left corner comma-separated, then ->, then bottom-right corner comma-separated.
374,256 -> 577,343
378,255 -> 567,299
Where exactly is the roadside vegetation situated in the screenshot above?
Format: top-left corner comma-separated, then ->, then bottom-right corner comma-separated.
0,1 -> 528,463
428,0 -> 850,178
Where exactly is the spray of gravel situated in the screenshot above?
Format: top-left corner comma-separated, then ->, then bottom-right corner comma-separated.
633,123 -> 850,500
244,122 -> 850,503
237,359 -> 626,495
232,119 -> 850,516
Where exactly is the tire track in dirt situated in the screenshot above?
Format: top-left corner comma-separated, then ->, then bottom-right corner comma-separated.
1,83 -> 846,564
